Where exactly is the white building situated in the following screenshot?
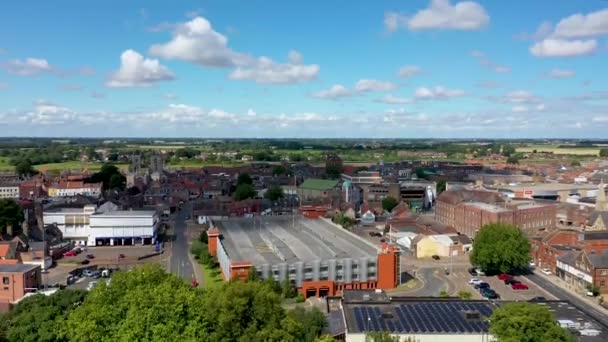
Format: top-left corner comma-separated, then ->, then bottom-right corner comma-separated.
0,184 -> 20,199
47,181 -> 102,198
43,204 -> 159,246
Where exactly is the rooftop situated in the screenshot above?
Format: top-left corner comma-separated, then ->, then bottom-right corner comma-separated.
299,178 -> 339,191
0,263 -> 40,273
465,202 -> 511,213
216,216 -> 379,266
92,210 -> 156,217
496,183 -> 598,193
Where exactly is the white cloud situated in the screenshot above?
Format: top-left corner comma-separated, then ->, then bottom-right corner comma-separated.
493,65 -> 511,73
530,38 -> 597,57
355,79 -> 396,92
247,109 -> 257,117
384,12 -> 405,32
3,58 -> 53,76
164,93 -> 178,99
106,49 -> 175,88
546,68 -> 576,79
470,50 -> 511,73
21,100 -> 76,125
149,17 -> 250,67
397,65 -> 422,78
536,104 -> 546,111
504,90 -> 538,104
414,86 -> 465,99
592,116 -> 608,123
516,21 -> 552,41
228,51 -> 319,84
312,85 -> 355,99
553,9 -> 608,39
375,94 -> 411,104
511,105 -> 529,113
398,0 -> 490,31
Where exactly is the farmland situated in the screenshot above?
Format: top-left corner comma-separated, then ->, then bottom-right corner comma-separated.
516,145 -> 601,156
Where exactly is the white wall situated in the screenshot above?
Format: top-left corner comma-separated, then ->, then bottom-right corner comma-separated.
0,186 -> 19,198
346,333 -> 493,342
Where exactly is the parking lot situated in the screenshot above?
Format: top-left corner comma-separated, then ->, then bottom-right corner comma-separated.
445,267 -> 556,300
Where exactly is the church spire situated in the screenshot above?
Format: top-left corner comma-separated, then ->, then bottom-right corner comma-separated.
597,179 -> 607,212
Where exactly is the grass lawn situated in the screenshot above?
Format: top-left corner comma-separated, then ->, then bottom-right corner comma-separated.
0,157 -> 12,171
201,263 -> 224,289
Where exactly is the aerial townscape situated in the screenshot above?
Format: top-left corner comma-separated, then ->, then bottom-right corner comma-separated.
1,1 -> 608,341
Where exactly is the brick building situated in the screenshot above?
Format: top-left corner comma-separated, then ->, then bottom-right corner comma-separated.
556,250 -> 608,295
0,263 -> 41,308
435,190 -> 556,238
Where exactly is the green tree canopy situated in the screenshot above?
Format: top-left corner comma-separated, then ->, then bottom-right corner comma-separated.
15,159 -> 36,177
2,289 -> 87,342
506,155 -> 520,164
0,199 -> 24,236
235,183 -> 256,201
237,173 -> 253,186
470,223 -> 531,273
437,179 -> 447,193
600,149 -> 608,158
89,163 -> 125,191
570,160 -> 581,167
489,303 -> 573,342
382,196 -> 399,212
265,186 -> 284,201
365,331 -> 415,342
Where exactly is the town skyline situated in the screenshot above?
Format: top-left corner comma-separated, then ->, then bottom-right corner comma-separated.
1,0 -> 607,138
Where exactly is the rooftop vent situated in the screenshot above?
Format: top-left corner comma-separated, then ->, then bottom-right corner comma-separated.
362,294 -> 371,301
381,312 -> 394,319
464,310 -> 481,320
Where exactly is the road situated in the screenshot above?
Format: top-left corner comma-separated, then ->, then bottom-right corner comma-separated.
525,273 -> 608,327
409,268 -> 448,296
168,203 -> 195,280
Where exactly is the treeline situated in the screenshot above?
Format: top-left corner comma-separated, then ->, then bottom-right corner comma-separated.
0,264 -> 331,342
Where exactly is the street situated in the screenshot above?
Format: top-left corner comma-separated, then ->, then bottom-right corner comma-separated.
168,203 -> 196,280
525,273 -> 608,327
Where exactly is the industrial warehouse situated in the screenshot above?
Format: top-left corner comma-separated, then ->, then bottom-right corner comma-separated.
207,216 -> 400,297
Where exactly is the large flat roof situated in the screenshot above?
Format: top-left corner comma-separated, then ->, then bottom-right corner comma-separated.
217,216 -> 379,266
0,263 -> 39,273
496,183 -> 598,192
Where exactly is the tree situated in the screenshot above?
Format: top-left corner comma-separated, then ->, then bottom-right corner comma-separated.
365,331 -> 413,342
489,303 -> 573,342
502,145 -> 516,157
457,290 -> 472,299
600,149 -> 608,158
570,160 -> 581,167
237,173 -> 253,186
89,163 -> 124,191
506,155 -> 520,164
439,289 -> 450,298
382,196 -> 399,212
15,159 -> 36,177
281,279 -> 297,299
235,183 -> 256,201
273,165 -> 287,176
437,179 -> 447,193
108,173 -> 125,190
325,165 -> 342,179
287,307 -> 327,342
0,199 -> 24,236
415,168 -> 429,180
3,289 -> 87,342
265,186 -> 284,201
470,223 -> 531,273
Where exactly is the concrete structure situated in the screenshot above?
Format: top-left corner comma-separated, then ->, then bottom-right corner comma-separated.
43,204 -> 159,246
0,183 -> 20,199
207,216 -> 400,297
297,178 -> 341,203
47,181 -> 102,198
414,234 -> 473,258
0,263 -> 41,306
338,290 -> 608,342
492,183 -> 598,201
342,171 -> 383,185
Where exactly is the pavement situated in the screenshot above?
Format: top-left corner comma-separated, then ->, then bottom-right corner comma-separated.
524,272 -> 608,327
167,203 -> 197,281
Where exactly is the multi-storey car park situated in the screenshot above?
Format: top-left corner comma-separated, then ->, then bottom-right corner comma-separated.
207,216 -> 400,297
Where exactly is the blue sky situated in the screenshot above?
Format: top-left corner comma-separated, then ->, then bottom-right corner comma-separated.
0,0 -> 607,138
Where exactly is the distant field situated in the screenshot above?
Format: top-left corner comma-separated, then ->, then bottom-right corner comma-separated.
516,145 -> 600,156
35,161 -> 129,172
167,160 -> 244,169
0,157 -> 12,171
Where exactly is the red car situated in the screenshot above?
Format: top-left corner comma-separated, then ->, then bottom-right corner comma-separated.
63,251 -> 77,257
498,273 -> 513,281
512,282 -> 529,290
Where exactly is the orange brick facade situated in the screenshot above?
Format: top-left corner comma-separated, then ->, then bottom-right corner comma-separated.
0,266 -> 41,305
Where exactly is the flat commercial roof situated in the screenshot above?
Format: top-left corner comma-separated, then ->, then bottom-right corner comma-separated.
465,202 -> 511,213
93,210 -> 156,217
217,216 -> 379,266
497,183 -> 598,192
0,263 -> 39,273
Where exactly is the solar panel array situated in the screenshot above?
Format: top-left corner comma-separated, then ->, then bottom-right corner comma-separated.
352,302 -> 493,334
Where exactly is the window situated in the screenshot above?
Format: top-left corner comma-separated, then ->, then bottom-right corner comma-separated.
2,277 -> 9,285
600,280 -> 606,287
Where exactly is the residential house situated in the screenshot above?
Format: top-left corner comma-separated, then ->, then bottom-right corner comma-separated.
0,263 -> 41,309
557,250 -> 608,295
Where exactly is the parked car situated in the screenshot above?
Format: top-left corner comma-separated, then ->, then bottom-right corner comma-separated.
66,275 -> 78,285
91,271 -> 101,279
541,268 -> 552,275
82,269 -> 95,277
86,254 -> 95,259
529,296 -> 546,302
497,273 -> 513,281
505,278 -> 520,285
481,288 -> 499,299
469,278 -> 483,285
512,283 -> 529,290
72,247 -> 82,254
468,268 -> 477,276
475,282 -> 490,290
81,259 -> 90,265
118,254 -> 126,259
63,251 -> 77,257
432,255 -> 440,260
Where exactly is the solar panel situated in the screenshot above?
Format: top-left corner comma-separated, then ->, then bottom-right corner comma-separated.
374,307 -> 388,331
354,307 -> 365,331
395,306 -> 411,332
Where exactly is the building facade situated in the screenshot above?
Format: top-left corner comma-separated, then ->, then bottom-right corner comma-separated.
47,181 -> 102,198
0,184 -> 20,199
0,263 -> 41,305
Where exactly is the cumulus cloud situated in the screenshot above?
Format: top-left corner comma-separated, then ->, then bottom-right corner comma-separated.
470,50 -> 511,73
511,105 -> 529,113
516,21 -> 552,41
228,51 -> 319,84
546,68 -> 576,79
354,79 -> 396,92
3,58 -> 54,76
21,100 -> 76,125
397,65 -> 422,78
106,49 -> 175,88
375,94 -> 411,104
312,84 -> 355,99
530,38 -> 597,57
149,17 -> 250,67
553,9 -> 608,39
385,0 -> 489,32
414,86 -> 465,99
503,90 -> 539,104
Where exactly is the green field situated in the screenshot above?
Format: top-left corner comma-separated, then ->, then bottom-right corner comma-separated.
516,145 -> 600,156
0,157 -> 12,171
35,161 -> 129,172
201,263 -> 224,289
